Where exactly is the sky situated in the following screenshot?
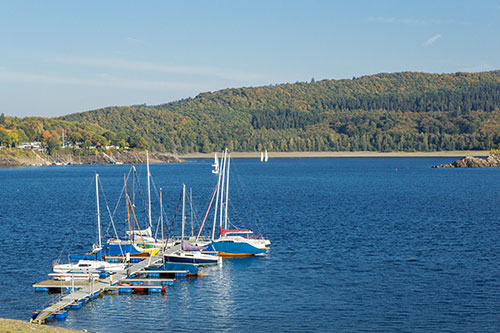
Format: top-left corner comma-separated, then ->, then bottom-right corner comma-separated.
1,0 -> 499,117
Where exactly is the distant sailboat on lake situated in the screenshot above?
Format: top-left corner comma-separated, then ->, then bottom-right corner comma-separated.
212,152 -> 219,174
260,150 -> 269,162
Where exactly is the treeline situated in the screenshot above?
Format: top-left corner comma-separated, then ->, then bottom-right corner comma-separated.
49,70 -> 500,152
0,113 -> 147,154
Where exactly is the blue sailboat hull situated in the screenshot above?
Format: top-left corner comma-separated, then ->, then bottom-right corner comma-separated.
147,262 -> 199,275
209,240 -> 266,256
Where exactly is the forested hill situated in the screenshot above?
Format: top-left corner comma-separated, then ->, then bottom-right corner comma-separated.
61,71 -> 500,153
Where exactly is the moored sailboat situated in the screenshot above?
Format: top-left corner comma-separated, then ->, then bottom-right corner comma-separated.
89,170 -> 160,261
164,184 -> 221,265
196,149 -> 270,256
52,260 -> 126,273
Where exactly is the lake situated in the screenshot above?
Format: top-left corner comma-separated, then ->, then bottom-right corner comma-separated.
1,157 -> 499,332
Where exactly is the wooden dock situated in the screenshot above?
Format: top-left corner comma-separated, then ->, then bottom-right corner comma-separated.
32,246 -> 180,324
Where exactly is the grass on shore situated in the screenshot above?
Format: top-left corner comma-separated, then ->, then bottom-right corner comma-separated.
0,318 -> 82,332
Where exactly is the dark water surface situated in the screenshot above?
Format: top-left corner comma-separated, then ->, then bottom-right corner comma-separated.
1,158 -> 500,332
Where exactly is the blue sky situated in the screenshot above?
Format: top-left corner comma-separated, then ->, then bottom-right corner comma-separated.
1,0 -> 499,117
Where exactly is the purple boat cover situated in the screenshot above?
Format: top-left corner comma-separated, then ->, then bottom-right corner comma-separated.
182,240 -> 208,251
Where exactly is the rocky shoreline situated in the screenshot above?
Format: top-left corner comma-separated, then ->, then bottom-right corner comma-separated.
0,155 -> 24,167
433,154 -> 500,168
0,151 -> 183,167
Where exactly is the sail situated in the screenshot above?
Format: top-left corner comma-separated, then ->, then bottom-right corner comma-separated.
219,227 -> 253,236
182,240 -> 208,251
212,153 -> 219,174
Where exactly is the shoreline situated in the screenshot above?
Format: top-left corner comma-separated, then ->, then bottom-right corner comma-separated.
178,150 -> 490,159
0,150 -> 490,168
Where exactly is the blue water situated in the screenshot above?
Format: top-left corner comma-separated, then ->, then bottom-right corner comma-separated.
1,158 -> 500,332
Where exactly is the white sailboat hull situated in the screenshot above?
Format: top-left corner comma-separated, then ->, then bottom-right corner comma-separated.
52,260 -> 126,273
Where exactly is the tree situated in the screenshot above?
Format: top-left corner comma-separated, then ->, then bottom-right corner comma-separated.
129,135 -> 148,149
17,129 -> 28,143
69,132 -> 83,144
42,130 -> 52,141
46,136 -> 60,154
0,129 -> 9,146
7,132 -> 19,147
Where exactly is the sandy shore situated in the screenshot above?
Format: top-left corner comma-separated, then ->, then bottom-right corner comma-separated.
178,151 -> 489,159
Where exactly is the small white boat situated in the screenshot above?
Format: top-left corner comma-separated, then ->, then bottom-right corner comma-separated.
164,240 -> 221,265
52,260 -> 126,273
164,250 -> 222,266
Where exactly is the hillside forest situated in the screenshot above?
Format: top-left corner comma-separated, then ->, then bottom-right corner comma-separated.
2,71 -> 500,154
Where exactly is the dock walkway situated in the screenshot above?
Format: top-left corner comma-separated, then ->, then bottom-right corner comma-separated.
33,246 -> 178,324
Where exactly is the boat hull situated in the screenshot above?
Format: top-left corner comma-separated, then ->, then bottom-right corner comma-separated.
209,240 -> 267,256
147,262 -> 199,275
164,252 -> 221,265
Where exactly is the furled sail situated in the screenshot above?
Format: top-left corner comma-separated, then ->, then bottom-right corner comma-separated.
219,227 -> 253,236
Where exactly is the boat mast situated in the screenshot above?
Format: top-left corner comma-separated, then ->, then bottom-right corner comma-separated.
132,166 -> 136,208
224,154 -> 230,230
190,188 -> 194,237
125,175 -> 132,240
181,183 -> 186,240
95,173 -> 102,249
146,151 -> 152,228
219,149 -> 227,231
160,188 -> 165,263
211,160 -> 222,241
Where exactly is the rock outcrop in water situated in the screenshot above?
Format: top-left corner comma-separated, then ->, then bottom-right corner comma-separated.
433,154 -> 500,168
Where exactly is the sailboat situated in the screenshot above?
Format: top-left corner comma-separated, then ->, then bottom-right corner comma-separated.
164,184 -> 222,265
197,149 -> 270,256
264,149 -> 269,162
52,260 -> 126,274
58,173 -> 147,278
91,161 -> 160,261
260,151 -> 264,162
212,152 -> 219,174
